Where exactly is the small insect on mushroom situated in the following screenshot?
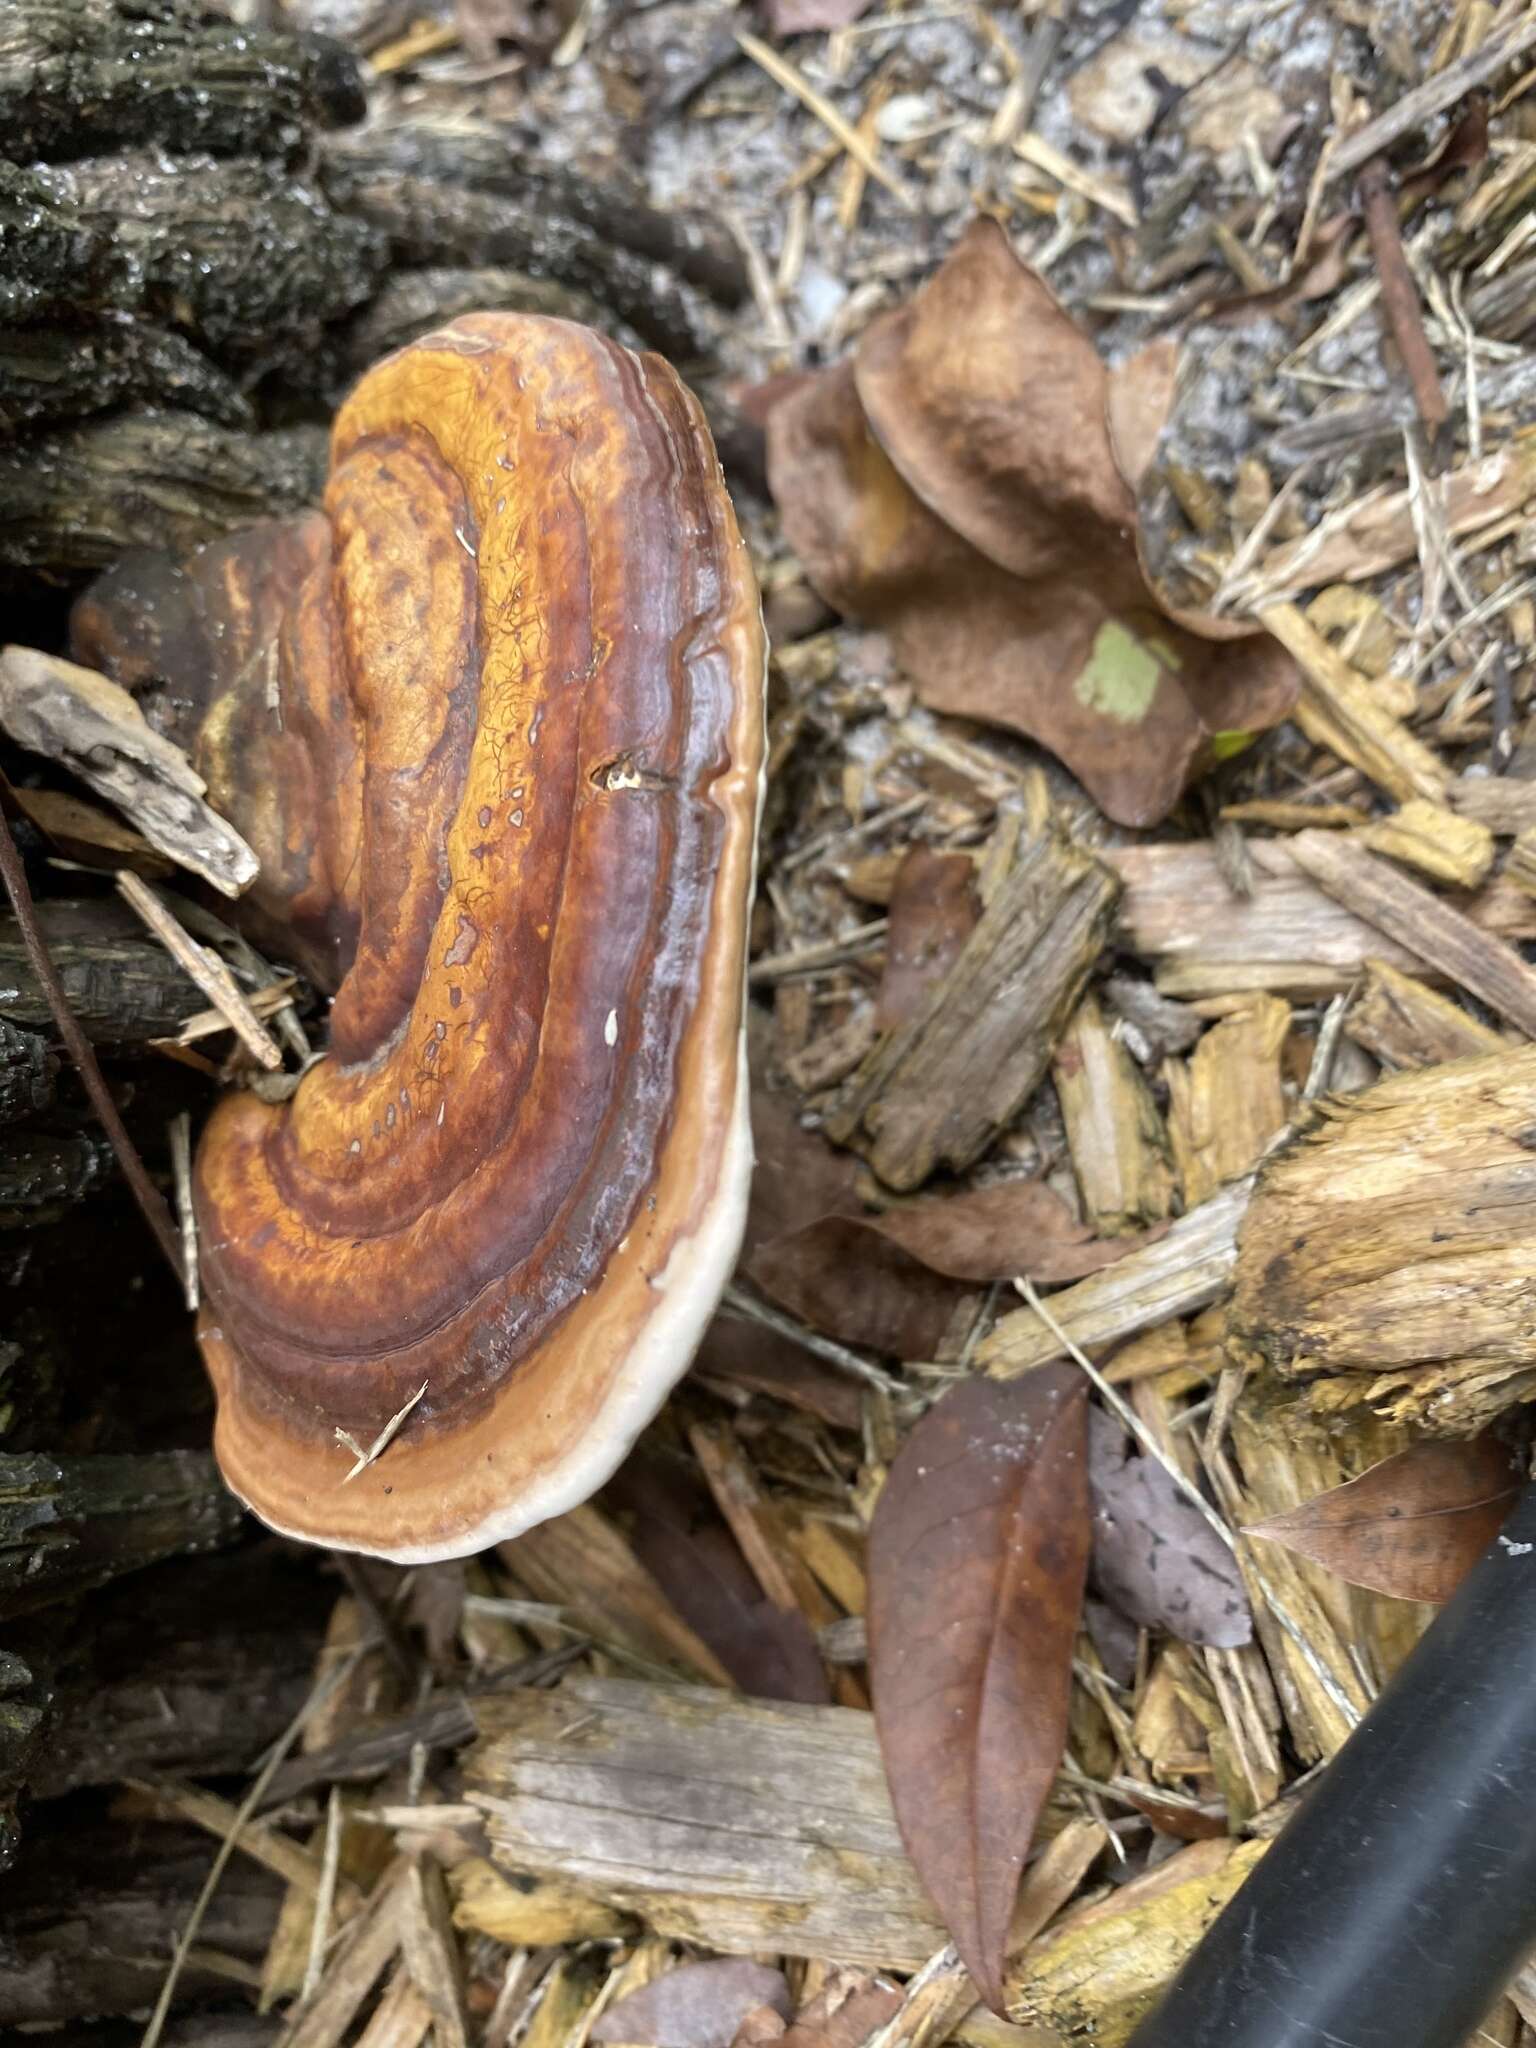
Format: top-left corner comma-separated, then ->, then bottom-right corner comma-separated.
72,315 -> 767,1562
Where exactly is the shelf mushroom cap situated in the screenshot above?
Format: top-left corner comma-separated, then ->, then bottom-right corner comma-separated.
73,314 -> 767,1562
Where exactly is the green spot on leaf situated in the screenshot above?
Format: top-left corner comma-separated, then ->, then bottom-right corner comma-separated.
1073,619 -> 1171,725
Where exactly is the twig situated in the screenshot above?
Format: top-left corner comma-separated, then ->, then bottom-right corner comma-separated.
302,1785 -> 346,2004
1357,156 -> 1448,436
1013,1277 -> 1237,1554
117,870 -> 284,1070
169,1111 -> 199,1312
0,809 -> 185,1287
747,917 -> 888,985
735,31 -> 918,210
336,1381 -> 429,1484
1329,7 -> 1536,178
720,1281 -> 905,1396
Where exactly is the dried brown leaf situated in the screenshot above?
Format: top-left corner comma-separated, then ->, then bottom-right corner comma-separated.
1087,1410 -> 1251,1649
593,1959 -> 792,2048
766,218 -> 1296,827
877,847 -> 979,1031
1246,1438 -> 1520,1604
746,1214 -> 969,1360
609,1453 -> 831,1703
867,1368 -> 1091,2012
731,1973 -> 904,2048
872,1178 -> 1163,1286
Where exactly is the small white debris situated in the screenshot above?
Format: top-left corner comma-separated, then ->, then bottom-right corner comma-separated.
604,1008 -> 618,1047
335,1380 -> 429,1485
1500,1533 -> 1533,1557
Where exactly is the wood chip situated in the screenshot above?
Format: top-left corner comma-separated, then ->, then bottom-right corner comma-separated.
0,645 -> 258,897
1356,798 -> 1495,888
1345,958 -> 1506,1069
826,814 -> 1119,1188
116,871 -> 283,1070
467,1677 -> 948,1969
978,1180 -> 1254,1380
1288,829 -> 1536,1038
1260,603 -> 1448,805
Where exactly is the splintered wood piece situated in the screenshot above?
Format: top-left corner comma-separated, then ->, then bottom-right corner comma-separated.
1345,959 -> 1505,1070
1288,830 -> 1536,1038
1163,997 -> 1290,1209
1107,842 -> 1423,998
1506,826 -> 1536,900
276,1860 -> 409,2048
354,1967 -> 435,2048
447,1858 -> 632,1946
400,1858 -> 467,2048
1259,604 -> 1448,806
1053,994 -> 1177,1234
1230,1047 -> 1536,1435
1450,777 -> 1536,837
116,871 -> 284,1069
465,1678 -> 948,1968
498,1502 -> 735,1687
978,1179 -> 1252,1380
1007,1838 -> 1267,2046
0,645 -> 258,895
1239,441 -> 1536,603
825,816 -> 1118,1189
1356,800 -> 1495,889
520,1953 -> 609,2048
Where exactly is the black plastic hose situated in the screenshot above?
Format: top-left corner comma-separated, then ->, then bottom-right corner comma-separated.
1128,1480 -> 1536,2048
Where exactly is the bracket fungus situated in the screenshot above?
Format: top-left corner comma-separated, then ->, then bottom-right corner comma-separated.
73,314 -> 766,1561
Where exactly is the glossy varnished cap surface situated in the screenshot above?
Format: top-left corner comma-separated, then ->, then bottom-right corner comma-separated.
75,314 -> 766,1560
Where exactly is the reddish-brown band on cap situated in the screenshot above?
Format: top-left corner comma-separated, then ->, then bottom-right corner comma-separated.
72,315 -> 766,1561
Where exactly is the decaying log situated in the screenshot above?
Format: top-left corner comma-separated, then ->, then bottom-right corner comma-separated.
0,411 -> 325,573
826,814 -> 1119,1189
1230,1049 -> 1536,1433
22,1547 -> 333,1799
979,1179 -> 1253,1378
0,1813 -> 281,2027
0,1448 -> 244,1619
466,1677 -> 949,1968
0,897 -> 206,1041
1344,959 -> 1505,1070
0,1128 -> 111,1222
1107,842 -> 1423,998
0,156 -> 386,364
0,0 -> 365,164
0,1017 -> 54,1122
320,127 -> 747,307
0,322 -> 251,437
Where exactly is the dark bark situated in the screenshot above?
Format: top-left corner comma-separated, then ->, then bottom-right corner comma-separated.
0,897 -> 206,1042
0,1128 -> 111,1223
21,1546 -> 333,1800
0,1448 -> 245,1620
0,411 -> 326,573
0,322 -> 252,438
0,1810 -> 282,2026
0,156 -> 388,365
322,125 -> 748,307
0,1016 -> 55,1121
0,0 -> 365,164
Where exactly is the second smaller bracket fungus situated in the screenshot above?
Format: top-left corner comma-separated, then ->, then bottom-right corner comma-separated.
73,313 -> 767,1562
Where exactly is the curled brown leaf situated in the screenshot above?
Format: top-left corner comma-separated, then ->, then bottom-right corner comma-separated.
867,1368 -> 1091,2013
765,216 -> 1297,828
